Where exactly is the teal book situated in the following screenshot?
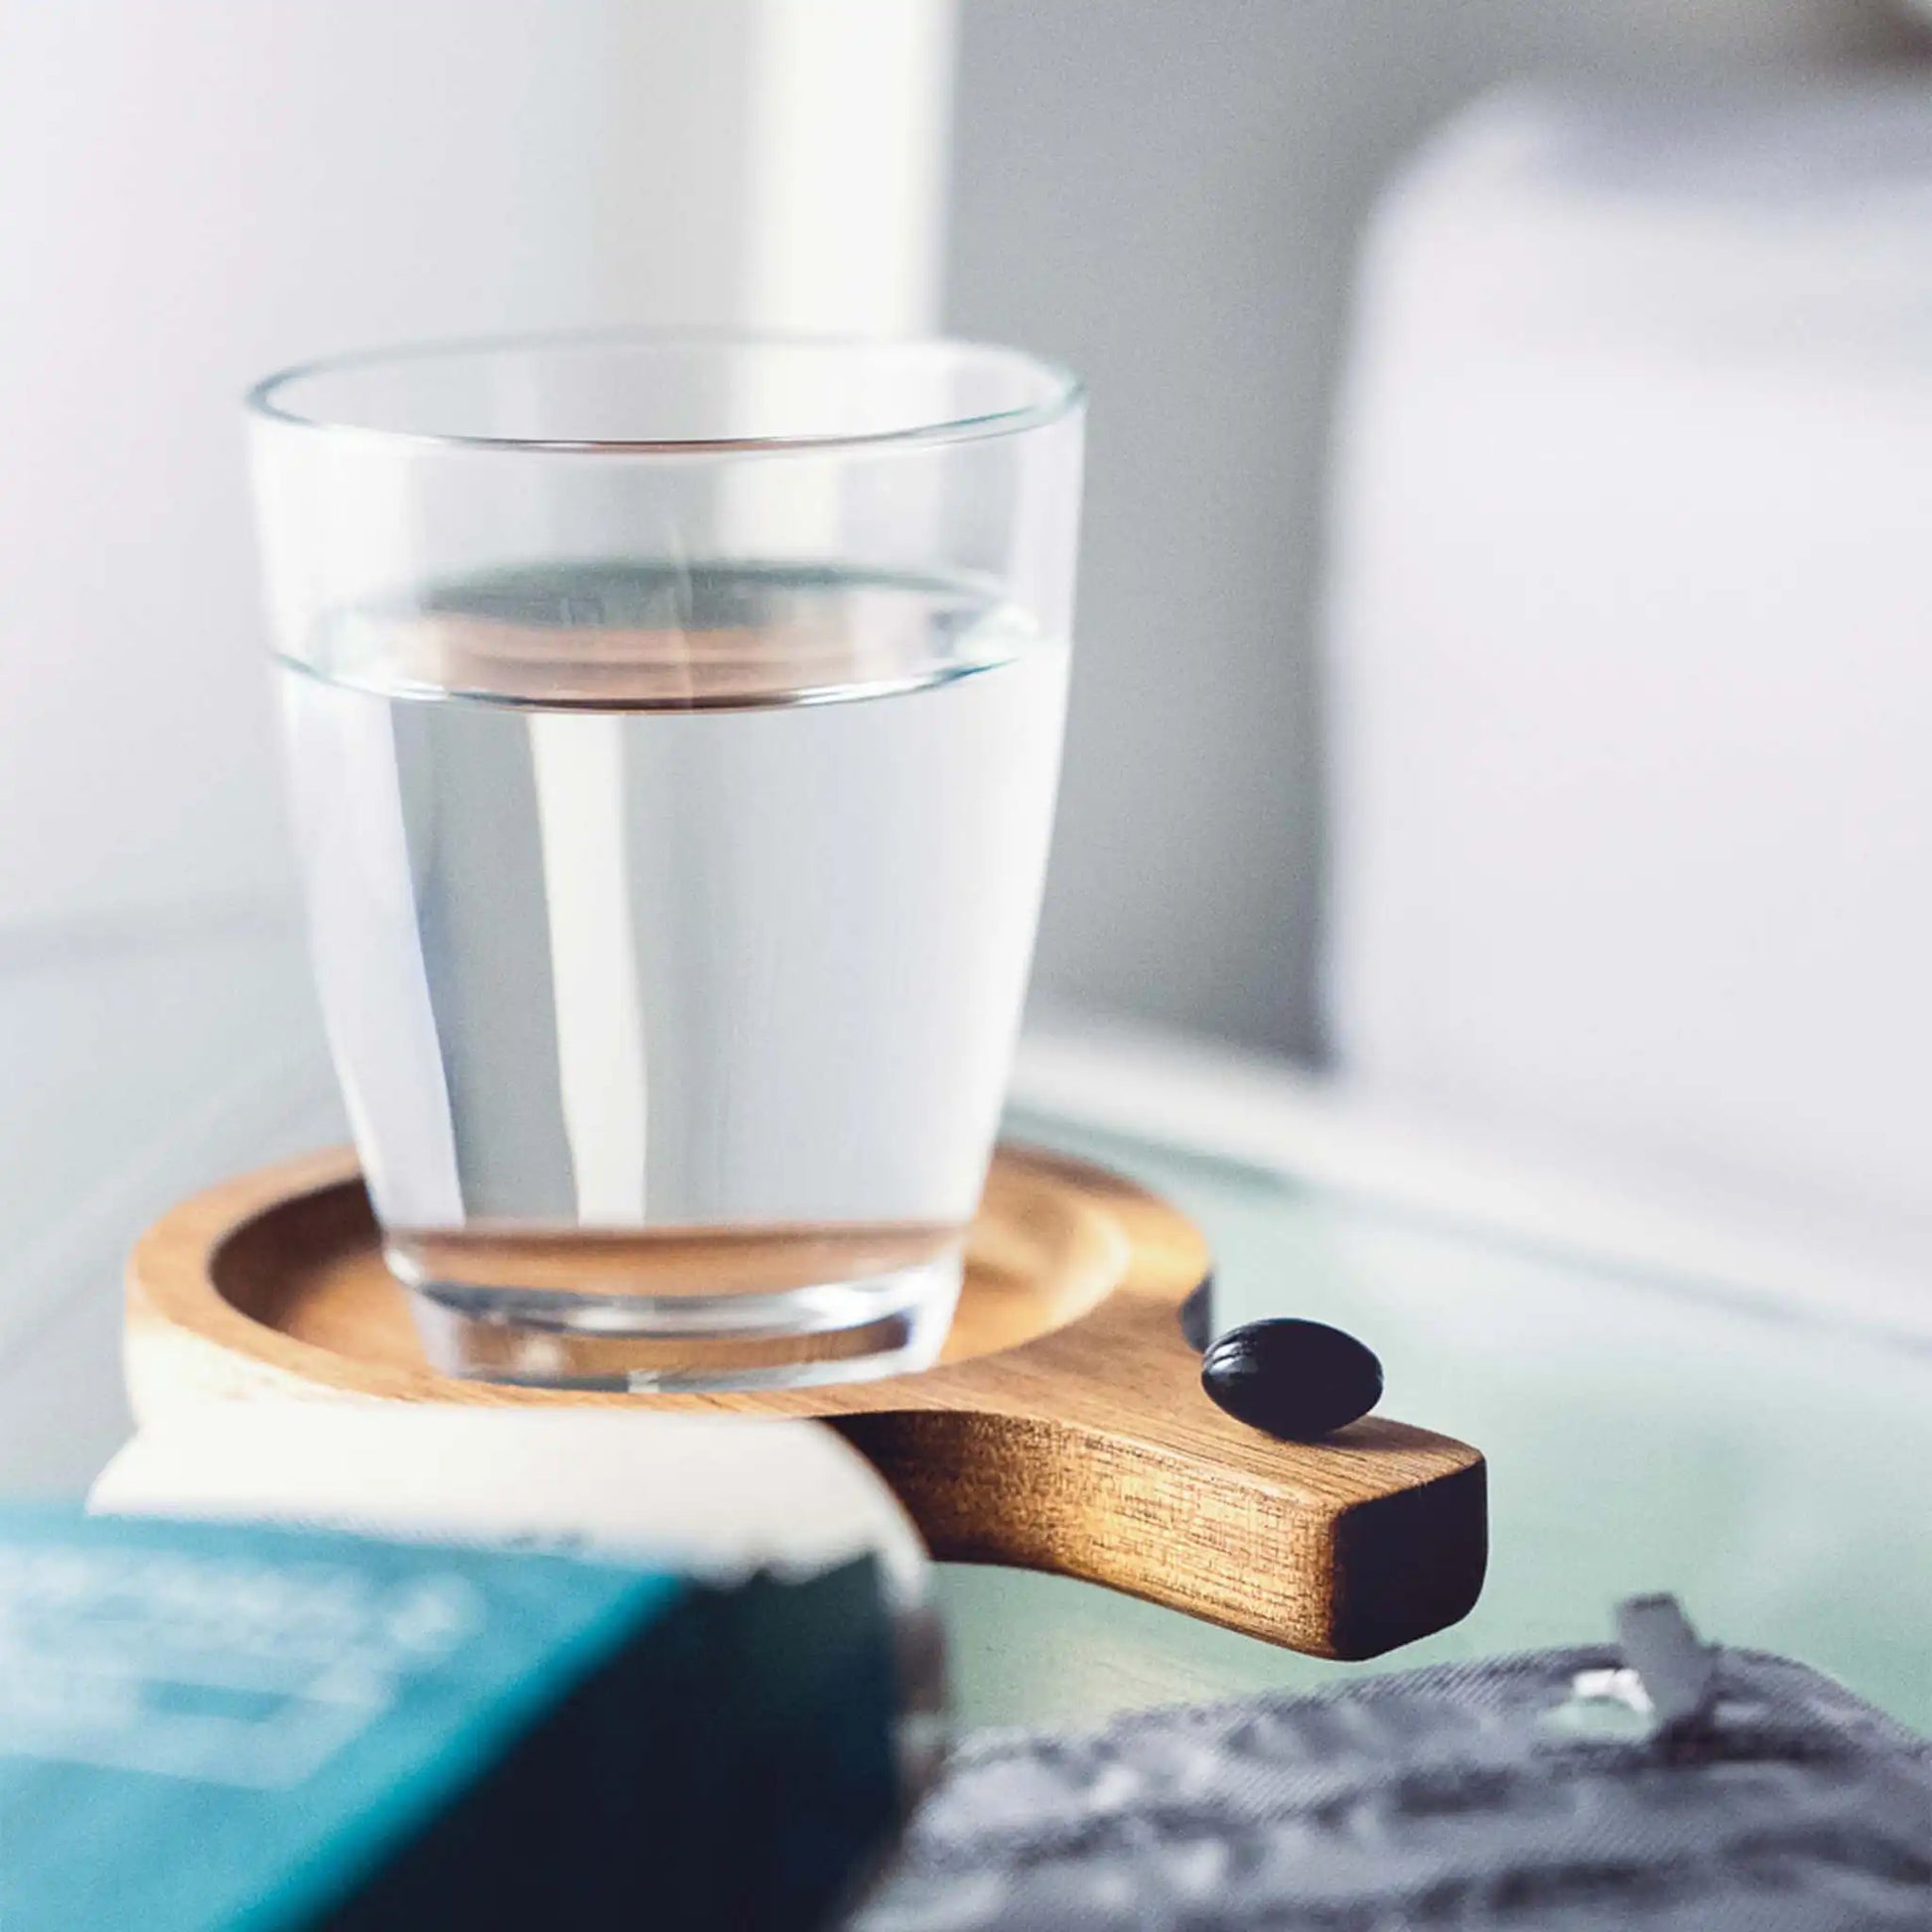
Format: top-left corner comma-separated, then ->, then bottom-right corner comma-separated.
0,1507 -> 900,1929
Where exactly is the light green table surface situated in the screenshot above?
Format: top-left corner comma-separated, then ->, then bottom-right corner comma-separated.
1,924 -> 1924,1737
939,1106 -> 1931,1734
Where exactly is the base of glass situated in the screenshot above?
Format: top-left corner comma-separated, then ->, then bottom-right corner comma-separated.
401,1251 -> 963,1393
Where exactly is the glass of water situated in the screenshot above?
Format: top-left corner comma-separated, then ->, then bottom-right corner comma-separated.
247,334 -> 1082,1392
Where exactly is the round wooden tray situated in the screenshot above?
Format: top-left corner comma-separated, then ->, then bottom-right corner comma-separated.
126,1144 -> 1486,1660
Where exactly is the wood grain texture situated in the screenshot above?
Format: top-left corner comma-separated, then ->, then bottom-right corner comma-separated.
125,1145 -> 1486,1659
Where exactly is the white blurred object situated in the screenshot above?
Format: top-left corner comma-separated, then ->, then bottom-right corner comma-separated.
0,0 -> 953,935
91,1403 -> 928,1605
1324,83 -> 1932,1287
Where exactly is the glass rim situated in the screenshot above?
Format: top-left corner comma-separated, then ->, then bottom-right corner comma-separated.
244,327 -> 1084,458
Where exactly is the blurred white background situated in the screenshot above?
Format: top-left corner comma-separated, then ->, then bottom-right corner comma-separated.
6,0 -> 1932,1401
8,0 -> 1921,1042
0,0 -> 951,938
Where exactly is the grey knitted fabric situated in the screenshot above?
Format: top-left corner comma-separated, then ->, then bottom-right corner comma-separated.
858,1643 -> 1931,1930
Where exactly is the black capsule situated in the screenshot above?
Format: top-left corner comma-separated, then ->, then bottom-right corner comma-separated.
1178,1277 -> 1214,1352
1200,1318 -> 1383,1440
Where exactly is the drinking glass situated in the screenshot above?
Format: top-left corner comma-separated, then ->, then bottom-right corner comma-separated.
247,333 -> 1083,1391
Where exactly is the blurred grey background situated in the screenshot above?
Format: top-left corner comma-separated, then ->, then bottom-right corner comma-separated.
949,0 -> 1923,1054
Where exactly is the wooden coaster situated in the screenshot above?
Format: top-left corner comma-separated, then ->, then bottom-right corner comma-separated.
126,1144 -> 1486,1659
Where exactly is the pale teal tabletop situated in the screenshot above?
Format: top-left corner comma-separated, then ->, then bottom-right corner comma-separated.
939,1105 -> 1932,1734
